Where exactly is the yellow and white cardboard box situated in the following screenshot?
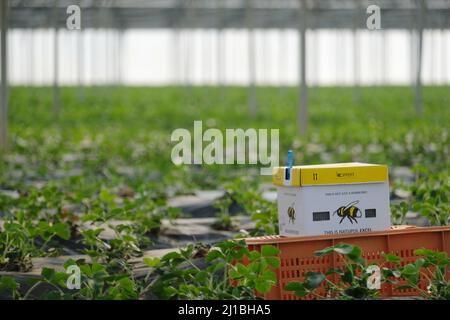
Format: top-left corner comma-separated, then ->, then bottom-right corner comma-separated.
273,163 -> 390,237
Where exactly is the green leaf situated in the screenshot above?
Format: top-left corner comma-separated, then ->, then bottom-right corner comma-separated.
261,245 -> 280,257
118,278 -> 135,292
347,246 -> 363,261
392,270 -> 401,278
63,258 -> 77,269
325,268 -> 343,276
99,188 -> 115,203
25,277 -> 40,286
229,267 -> 241,280
333,244 -> 355,255
261,269 -> 277,282
164,286 -> 178,298
143,257 -> 160,268
53,272 -> 69,286
41,267 -> 55,281
304,272 -> 326,290
315,243 -> 354,257
401,264 -> 418,275
194,271 -> 208,283
212,262 -> 226,274
414,258 -> 425,269
53,222 -> 71,240
80,264 -> 92,277
206,248 -> 224,262
231,247 -> 249,261
383,253 -> 401,264
265,257 -> 281,268
255,280 -> 271,294
162,251 -> 182,261
236,263 -> 250,277
91,263 -> 105,274
344,287 -> 368,299
285,282 -> 308,297
0,276 -> 20,291
342,268 -> 354,284
248,251 -> 261,261
414,248 -> 434,256
285,282 -> 303,292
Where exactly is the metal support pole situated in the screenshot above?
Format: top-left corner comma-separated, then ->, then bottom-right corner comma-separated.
298,0 -> 308,135
114,29 -> 123,87
172,1 -> 182,87
173,28 -> 180,85
430,30 -> 435,85
261,31 -> 267,84
382,31 -> 387,85
217,30 -> 225,91
29,30 -> 34,87
415,29 -> 423,116
118,30 -> 123,86
247,0 -> 257,116
353,28 -> 361,101
77,29 -> 84,100
410,29 -> 415,89
100,9 -> 109,86
52,1 -> 60,117
0,0 -> 8,150
312,29 -> 318,88
91,28 -> 96,85
28,29 -> 35,101
216,0 -> 226,100
184,0 -> 193,100
278,30 -> 284,87
442,29 -> 447,85
414,0 -> 425,116
336,31 -> 343,85
278,29 -> 286,99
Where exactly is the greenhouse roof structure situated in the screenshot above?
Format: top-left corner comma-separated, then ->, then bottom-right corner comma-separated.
0,0 -> 449,147
8,0 -> 450,30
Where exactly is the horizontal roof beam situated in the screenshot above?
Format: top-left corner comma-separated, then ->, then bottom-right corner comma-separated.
8,5 -> 450,29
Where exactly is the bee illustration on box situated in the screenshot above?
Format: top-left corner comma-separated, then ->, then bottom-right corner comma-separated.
333,200 -> 362,224
287,203 -> 296,224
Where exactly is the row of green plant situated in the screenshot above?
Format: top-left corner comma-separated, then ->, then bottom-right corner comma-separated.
1,240 -> 448,300
0,240 -> 280,300
0,86 -> 448,300
1,167 -> 448,274
2,87 -> 448,233
3,86 -> 449,194
285,244 -> 449,300
0,183 -> 181,272
390,165 -> 449,226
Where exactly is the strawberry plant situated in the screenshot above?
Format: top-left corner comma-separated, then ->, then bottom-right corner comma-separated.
0,216 -> 71,271
0,221 -> 34,271
149,240 -> 280,299
212,193 -> 236,231
1,259 -> 141,300
285,243 -> 400,300
0,276 -> 21,299
410,169 -> 449,226
390,201 -> 410,225
396,248 -> 450,299
80,225 -> 143,274
220,179 -> 278,235
285,243 -> 450,300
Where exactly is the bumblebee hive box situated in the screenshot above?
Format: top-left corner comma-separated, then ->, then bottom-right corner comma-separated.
273,162 -> 390,237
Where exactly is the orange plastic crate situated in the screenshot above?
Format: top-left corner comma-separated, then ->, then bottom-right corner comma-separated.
244,226 -> 450,299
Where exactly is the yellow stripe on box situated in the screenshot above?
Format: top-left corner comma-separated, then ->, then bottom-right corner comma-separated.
273,162 -> 388,187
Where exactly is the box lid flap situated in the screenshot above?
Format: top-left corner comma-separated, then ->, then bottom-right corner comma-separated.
273,162 -> 388,187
